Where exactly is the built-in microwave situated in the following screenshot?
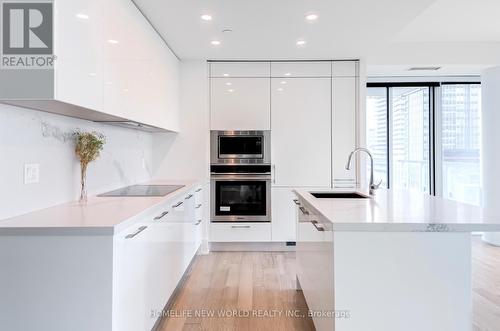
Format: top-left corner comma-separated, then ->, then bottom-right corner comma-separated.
210,130 -> 271,164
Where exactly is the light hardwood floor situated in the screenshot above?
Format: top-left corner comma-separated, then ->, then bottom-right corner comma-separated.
159,238 -> 499,331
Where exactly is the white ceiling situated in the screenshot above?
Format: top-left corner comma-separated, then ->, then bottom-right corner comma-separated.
133,0 -> 500,75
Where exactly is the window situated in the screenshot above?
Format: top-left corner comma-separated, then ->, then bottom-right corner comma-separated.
440,84 -> 481,205
365,82 -> 482,205
366,88 -> 388,188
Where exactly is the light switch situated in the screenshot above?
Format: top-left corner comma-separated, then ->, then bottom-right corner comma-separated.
24,163 -> 40,184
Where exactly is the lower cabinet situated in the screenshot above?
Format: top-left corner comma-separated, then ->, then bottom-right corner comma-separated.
210,223 -> 272,242
112,186 -> 203,331
296,197 -> 334,331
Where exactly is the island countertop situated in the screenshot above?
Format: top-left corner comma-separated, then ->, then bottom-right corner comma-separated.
0,180 -> 202,235
293,188 -> 500,232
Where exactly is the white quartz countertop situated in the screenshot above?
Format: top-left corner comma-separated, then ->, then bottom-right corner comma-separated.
294,189 -> 500,232
0,180 -> 201,235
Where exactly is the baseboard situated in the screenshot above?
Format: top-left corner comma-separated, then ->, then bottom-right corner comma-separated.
209,242 -> 296,252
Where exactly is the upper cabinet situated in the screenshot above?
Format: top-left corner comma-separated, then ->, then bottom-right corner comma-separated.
271,61 -> 331,77
210,62 -> 270,77
0,0 -> 180,132
332,61 -> 358,77
210,77 -> 271,130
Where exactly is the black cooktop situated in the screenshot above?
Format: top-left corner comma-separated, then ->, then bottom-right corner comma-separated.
98,185 -> 185,197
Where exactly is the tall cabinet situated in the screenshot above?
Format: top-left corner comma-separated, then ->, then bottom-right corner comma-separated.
208,61 -> 360,242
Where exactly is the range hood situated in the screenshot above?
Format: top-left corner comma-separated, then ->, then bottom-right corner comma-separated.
1,99 -> 169,133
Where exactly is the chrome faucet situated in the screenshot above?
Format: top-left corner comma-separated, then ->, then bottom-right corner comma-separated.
345,148 -> 382,196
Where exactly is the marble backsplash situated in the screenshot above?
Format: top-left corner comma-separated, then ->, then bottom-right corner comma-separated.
0,103 -> 154,220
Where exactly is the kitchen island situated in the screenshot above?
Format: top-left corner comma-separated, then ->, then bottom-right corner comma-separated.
0,180 -> 205,331
293,189 -> 500,331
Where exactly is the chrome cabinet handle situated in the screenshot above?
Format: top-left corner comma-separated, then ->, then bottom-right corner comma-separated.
293,199 -> 300,205
272,164 -> 276,184
195,204 -> 202,209
185,194 -> 194,200
194,219 -> 202,226
173,201 -> 183,208
231,225 -> 250,229
311,220 -> 325,232
125,226 -> 148,239
299,206 -> 309,215
154,211 -> 169,220
195,188 -> 202,192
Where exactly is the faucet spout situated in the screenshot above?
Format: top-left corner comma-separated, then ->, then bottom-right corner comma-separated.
345,148 -> 381,196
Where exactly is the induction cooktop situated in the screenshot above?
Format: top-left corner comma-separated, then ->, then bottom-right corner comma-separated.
98,185 -> 185,197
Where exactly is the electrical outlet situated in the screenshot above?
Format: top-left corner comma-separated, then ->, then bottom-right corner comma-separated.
24,163 -> 39,184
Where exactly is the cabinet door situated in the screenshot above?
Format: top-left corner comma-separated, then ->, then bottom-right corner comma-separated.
55,0 -> 103,110
332,77 -> 357,188
113,223 -> 150,331
211,78 -> 271,130
332,61 -> 358,77
271,62 -> 331,77
210,62 -> 270,77
271,78 -> 331,187
271,188 -> 297,242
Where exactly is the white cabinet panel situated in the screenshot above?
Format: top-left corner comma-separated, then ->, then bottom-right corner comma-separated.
271,188 -> 297,242
210,223 -> 271,242
271,78 -> 331,187
210,62 -> 270,77
332,77 -> 357,188
332,61 -> 358,77
271,62 -> 331,77
211,78 -> 270,130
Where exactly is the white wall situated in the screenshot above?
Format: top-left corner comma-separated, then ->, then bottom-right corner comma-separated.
0,104 -> 153,220
152,60 -> 209,181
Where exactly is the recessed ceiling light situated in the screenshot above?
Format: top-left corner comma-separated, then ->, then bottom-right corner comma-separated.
201,14 -> 212,21
89,72 -> 97,77
228,89 -> 235,93
225,82 -> 232,86
107,39 -> 119,44
211,40 -> 221,46
284,73 -> 291,76
223,73 -> 229,77
76,13 -> 89,20
105,81 -> 113,85
296,40 -> 306,46
280,81 -> 287,84
305,13 -> 318,21
277,88 -> 284,92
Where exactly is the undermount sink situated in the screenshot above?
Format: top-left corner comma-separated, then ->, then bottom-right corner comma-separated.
310,192 -> 370,199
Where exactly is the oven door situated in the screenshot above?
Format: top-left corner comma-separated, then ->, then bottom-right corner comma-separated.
211,175 -> 271,222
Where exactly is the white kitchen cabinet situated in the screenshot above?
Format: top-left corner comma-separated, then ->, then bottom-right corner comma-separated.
1,0 -> 180,132
211,78 -> 271,130
271,61 -> 332,77
332,61 -> 358,77
210,62 -> 270,77
210,223 -> 272,242
271,77 -> 331,187
271,188 -> 297,242
295,198 -> 334,331
332,76 -> 358,188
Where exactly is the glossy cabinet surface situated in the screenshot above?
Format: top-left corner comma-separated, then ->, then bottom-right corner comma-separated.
332,76 -> 357,188
210,223 -> 272,242
210,62 -> 270,77
211,78 -> 271,130
271,77 -> 332,187
112,186 -> 202,331
271,61 -> 332,77
295,197 -> 334,331
332,61 -> 358,77
51,0 -> 180,132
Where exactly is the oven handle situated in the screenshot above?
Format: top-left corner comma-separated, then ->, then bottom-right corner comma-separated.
211,174 -> 271,180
